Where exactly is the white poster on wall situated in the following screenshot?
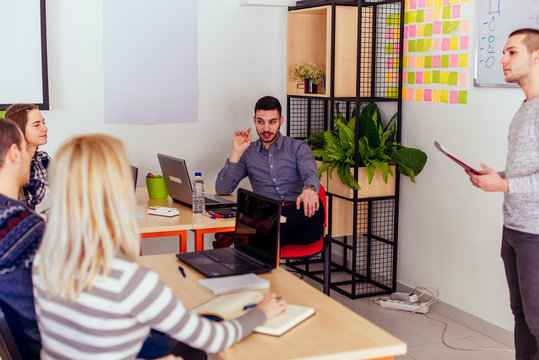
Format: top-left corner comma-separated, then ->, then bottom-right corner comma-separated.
103,0 -> 198,124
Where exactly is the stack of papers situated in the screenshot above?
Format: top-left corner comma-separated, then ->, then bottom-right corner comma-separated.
197,273 -> 270,295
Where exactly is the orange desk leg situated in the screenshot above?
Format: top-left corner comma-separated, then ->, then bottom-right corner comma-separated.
191,227 -> 236,251
140,230 -> 188,254
371,357 -> 393,360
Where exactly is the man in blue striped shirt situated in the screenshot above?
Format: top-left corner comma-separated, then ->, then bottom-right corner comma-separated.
215,96 -> 324,246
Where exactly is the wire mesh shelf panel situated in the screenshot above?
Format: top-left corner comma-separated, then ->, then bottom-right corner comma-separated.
288,97 -> 327,139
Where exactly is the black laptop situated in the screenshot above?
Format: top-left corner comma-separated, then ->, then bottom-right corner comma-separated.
157,153 -> 236,209
176,189 -> 281,277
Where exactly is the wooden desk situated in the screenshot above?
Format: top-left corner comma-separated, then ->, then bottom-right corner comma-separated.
136,188 -> 235,252
138,254 -> 407,360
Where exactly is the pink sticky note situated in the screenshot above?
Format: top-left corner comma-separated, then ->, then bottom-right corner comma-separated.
404,41 -> 409,53
461,20 -> 470,34
425,8 -> 434,22
452,4 -> 461,18
404,26 -> 409,39
424,89 -> 432,102
433,55 -> 441,68
450,90 -> 458,104
387,28 -> 393,40
402,70 -> 408,82
431,38 -> 441,50
387,57 -> 394,69
418,0 -> 426,7
461,35 -> 469,50
433,21 -> 442,34
457,72 -> 467,86
407,88 -> 415,101
408,55 -> 416,68
416,72 -> 424,84
394,42 -> 400,54
450,54 -> 459,67
443,0 -> 449,4
410,0 -> 417,9
409,25 -> 417,38
442,38 -> 451,51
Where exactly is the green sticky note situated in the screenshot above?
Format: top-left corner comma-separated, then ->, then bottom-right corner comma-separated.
441,55 -> 449,68
395,13 -> 401,25
416,39 -> 425,51
449,72 -> 458,85
432,70 -> 441,83
458,90 -> 467,104
404,12 -> 409,24
403,56 -> 408,68
424,71 -> 432,84
408,72 -> 415,84
443,21 -> 459,34
424,38 -> 432,50
441,71 -> 449,84
386,43 -> 393,54
425,56 -> 433,68
387,14 -> 394,26
409,10 -> 417,23
417,10 -> 424,23
459,53 -> 468,67
386,87 -> 398,98
442,6 -> 451,19
440,90 -> 449,103
409,40 -> 416,52
394,57 -> 400,68
424,23 -> 433,37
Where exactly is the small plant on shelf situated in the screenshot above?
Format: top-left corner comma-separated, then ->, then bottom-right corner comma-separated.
290,63 -> 325,84
306,103 -> 427,190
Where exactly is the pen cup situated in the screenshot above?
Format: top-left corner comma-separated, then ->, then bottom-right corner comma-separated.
146,176 -> 168,199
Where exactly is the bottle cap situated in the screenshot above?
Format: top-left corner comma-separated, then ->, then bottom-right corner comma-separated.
195,172 -> 202,177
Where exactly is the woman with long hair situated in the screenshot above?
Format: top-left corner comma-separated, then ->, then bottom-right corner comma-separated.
33,134 -> 286,359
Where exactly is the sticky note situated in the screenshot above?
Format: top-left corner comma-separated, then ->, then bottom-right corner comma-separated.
387,57 -> 394,69
444,0 -> 450,4
425,8 -> 434,22
394,42 -> 400,54
415,89 -> 424,101
416,72 -> 424,84
450,37 -> 459,50
416,39 -> 425,51
424,89 -> 432,102
404,12 -> 409,24
386,72 -> 392,83
441,55 -> 449,68
424,38 -> 432,50
457,72 -> 467,86
409,25 -> 417,38
435,0 -> 443,6
430,38 -> 441,50
425,56 -> 433,68
440,90 -> 449,103
433,21 -> 442,34
409,10 -> 417,23
387,28 -> 393,40
417,55 -> 425,68
408,72 -> 415,84
432,89 -> 441,102
452,4 -> 461,18
450,90 -> 458,104
394,57 -> 400,68
418,0 -> 425,7
407,88 -> 415,101
461,35 -> 469,50
433,55 -> 441,68
417,24 -> 425,37
441,71 -> 449,84
458,90 -> 467,104
386,43 -> 393,54
424,71 -> 432,84
424,23 -> 433,36
443,20 -> 460,34
417,10 -> 424,22
442,38 -> 451,51
395,14 -> 401,25
433,6 -> 442,19
404,40 -> 409,53
432,70 -> 441,83
394,29 -> 400,40
387,87 -> 398,98
449,0 -> 458,4
410,0 -> 417,9
408,55 -> 416,68
387,14 -> 394,26
405,0 -> 410,10
449,71 -> 458,85
426,0 -> 434,6
402,70 -> 408,82
402,87 -> 408,99
459,53 -> 468,67
409,40 -> 416,52
404,26 -> 409,39
450,54 -> 459,67
402,56 -> 407,68
442,6 -> 451,19
461,19 -> 470,33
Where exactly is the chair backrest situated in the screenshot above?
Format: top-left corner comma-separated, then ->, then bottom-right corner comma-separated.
319,185 -> 326,227
0,304 -> 23,360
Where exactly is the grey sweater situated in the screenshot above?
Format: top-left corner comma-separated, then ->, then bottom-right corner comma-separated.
503,96 -> 539,234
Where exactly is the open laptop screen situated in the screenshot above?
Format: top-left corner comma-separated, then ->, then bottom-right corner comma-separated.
234,189 -> 281,267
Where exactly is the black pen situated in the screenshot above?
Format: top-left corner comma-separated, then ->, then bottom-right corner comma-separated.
178,265 -> 186,278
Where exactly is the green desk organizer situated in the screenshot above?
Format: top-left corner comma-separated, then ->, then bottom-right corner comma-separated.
146,176 -> 168,199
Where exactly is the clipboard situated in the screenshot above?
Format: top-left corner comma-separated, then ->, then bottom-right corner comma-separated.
434,141 -> 482,175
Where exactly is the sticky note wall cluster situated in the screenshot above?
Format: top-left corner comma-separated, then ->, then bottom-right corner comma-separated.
402,0 -> 471,104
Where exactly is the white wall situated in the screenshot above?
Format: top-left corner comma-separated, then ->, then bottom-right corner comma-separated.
41,0 -> 516,332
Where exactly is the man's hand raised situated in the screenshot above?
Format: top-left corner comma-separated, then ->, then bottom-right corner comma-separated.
229,127 -> 252,163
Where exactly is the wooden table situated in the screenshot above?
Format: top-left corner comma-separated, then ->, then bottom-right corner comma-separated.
138,254 -> 407,360
136,188 -> 236,252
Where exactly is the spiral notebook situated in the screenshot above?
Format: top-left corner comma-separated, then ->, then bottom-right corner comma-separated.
197,273 -> 270,295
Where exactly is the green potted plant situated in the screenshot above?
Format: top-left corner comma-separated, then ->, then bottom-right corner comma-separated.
291,63 -> 325,94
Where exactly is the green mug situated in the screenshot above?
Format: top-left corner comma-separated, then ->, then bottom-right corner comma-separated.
146,176 -> 168,199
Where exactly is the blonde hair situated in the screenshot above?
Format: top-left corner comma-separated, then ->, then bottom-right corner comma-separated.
38,134 -> 139,300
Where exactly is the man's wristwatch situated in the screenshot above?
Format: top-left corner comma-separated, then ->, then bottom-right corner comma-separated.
303,184 -> 316,192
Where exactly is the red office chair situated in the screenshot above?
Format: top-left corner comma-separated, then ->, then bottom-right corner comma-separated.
280,185 -> 330,295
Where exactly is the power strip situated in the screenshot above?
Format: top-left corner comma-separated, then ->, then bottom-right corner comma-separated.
379,299 -> 429,313
390,292 -> 419,303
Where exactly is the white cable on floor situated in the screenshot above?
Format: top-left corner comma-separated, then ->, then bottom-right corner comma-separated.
369,286 -> 514,353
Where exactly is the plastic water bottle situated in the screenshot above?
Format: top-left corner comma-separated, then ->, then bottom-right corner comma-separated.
192,172 -> 205,214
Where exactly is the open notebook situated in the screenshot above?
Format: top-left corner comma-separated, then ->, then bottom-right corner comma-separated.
193,291 -> 315,336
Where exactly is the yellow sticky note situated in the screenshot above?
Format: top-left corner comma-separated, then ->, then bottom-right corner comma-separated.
432,89 -> 441,102
386,72 -> 392,83
433,6 -> 442,19
426,0 -> 434,6
416,55 -> 425,68
415,89 -> 424,102
441,71 -> 449,84
424,38 -> 432,50
435,0 -> 443,5
459,53 -> 468,67
405,0 -> 410,10
440,90 -> 449,103
417,24 -> 425,37
450,37 -> 459,50
424,71 -> 432,84
449,0 -> 458,3
409,10 -> 417,23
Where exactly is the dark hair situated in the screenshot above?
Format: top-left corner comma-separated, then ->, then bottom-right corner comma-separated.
5,103 -> 38,135
0,118 -> 23,168
254,96 -> 282,118
509,28 -> 539,53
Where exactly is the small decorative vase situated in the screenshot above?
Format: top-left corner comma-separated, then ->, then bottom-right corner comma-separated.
304,79 -> 318,94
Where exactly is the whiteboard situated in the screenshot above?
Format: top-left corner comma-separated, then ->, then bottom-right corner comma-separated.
474,0 -> 539,87
0,0 -> 49,109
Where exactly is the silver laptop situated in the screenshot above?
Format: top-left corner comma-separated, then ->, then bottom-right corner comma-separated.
176,188 -> 281,277
157,153 -> 236,209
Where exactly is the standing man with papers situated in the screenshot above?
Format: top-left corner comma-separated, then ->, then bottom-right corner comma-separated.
466,28 -> 539,360
215,96 -> 324,247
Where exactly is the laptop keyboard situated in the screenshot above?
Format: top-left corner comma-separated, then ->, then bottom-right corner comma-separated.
204,249 -> 262,271
204,197 -> 220,205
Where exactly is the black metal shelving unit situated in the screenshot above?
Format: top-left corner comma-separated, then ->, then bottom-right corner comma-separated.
286,0 -> 404,299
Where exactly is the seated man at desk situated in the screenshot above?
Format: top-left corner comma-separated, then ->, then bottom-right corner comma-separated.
215,96 -> 324,248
